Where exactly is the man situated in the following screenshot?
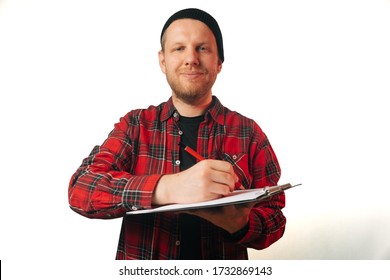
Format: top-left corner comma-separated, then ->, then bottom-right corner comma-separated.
68,8 -> 286,260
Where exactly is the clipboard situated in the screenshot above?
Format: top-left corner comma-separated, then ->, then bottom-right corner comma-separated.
126,183 -> 301,215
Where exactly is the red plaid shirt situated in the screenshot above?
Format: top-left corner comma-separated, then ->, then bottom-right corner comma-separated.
68,96 -> 286,259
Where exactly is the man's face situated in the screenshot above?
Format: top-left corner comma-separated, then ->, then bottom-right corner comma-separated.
159,19 -> 222,106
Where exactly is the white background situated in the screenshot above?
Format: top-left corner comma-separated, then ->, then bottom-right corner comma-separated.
1,0 -> 389,278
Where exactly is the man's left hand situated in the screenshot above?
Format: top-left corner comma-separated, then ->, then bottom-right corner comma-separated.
180,201 -> 258,234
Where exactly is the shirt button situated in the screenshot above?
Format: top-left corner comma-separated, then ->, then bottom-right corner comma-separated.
232,154 -> 238,160
175,160 -> 181,166
131,206 -> 138,211
175,240 -> 181,246
173,112 -> 179,118
178,130 -> 183,135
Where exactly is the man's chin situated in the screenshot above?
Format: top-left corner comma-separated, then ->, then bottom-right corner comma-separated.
173,91 -> 208,105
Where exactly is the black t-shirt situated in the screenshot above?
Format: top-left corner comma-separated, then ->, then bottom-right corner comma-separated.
178,115 -> 204,260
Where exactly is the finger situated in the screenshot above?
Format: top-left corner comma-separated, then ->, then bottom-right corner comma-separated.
207,170 -> 236,192
175,209 -> 195,215
209,160 -> 238,192
206,183 -> 232,196
178,208 -> 210,220
235,201 -> 258,210
208,159 -> 235,174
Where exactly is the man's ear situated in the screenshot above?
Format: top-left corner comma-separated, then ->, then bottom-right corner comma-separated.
217,59 -> 223,74
158,50 -> 166,74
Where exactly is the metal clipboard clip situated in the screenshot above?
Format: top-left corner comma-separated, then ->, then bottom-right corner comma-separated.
263,183 -> 302,197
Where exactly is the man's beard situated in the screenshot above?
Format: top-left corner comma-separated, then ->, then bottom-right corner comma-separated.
166,71 -> 216,105
172,86 -> 209,105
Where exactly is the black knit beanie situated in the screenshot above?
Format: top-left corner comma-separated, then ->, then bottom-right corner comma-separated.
160,8 -> 224,63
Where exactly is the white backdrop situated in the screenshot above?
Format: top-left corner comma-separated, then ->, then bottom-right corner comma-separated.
1,0 -> 389,278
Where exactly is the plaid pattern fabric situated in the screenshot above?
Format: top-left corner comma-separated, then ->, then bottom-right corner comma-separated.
68,96 -> 286,259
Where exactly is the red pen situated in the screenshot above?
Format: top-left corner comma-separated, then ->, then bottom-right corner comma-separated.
179,142 -> 245,190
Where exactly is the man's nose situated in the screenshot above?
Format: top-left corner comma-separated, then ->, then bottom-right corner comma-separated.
184,48 -> 200,66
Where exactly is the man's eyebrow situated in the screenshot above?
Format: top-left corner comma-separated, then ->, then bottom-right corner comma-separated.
170,41 -> 210,46
170,41 -> 184,46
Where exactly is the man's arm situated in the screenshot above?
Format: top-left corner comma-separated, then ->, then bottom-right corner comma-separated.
180,129 -> 286,250
68,113 -> 162,219
68,145 -> 163,219
68,113 -> 238,219
239,126 -> 286,249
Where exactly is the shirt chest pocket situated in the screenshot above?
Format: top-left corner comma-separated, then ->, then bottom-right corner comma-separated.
221,152 -> 252,189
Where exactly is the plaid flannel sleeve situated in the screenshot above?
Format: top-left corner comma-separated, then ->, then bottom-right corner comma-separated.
68,113 -> 162,219
236,128 -> 286,249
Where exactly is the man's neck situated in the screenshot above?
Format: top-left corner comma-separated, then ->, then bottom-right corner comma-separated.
172,94 -> 212,117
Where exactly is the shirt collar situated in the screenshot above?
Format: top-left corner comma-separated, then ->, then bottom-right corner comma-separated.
160,96 -> 225,126
207,96 -> 225,126
160,97 -> 177,122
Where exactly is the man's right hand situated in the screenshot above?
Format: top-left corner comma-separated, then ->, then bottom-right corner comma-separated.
152,159 -> 238,205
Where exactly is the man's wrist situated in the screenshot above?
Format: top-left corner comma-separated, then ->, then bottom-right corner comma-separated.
152,175 -> 171,205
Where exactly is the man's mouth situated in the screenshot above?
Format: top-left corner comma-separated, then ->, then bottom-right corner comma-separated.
180,71 -> 205,79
